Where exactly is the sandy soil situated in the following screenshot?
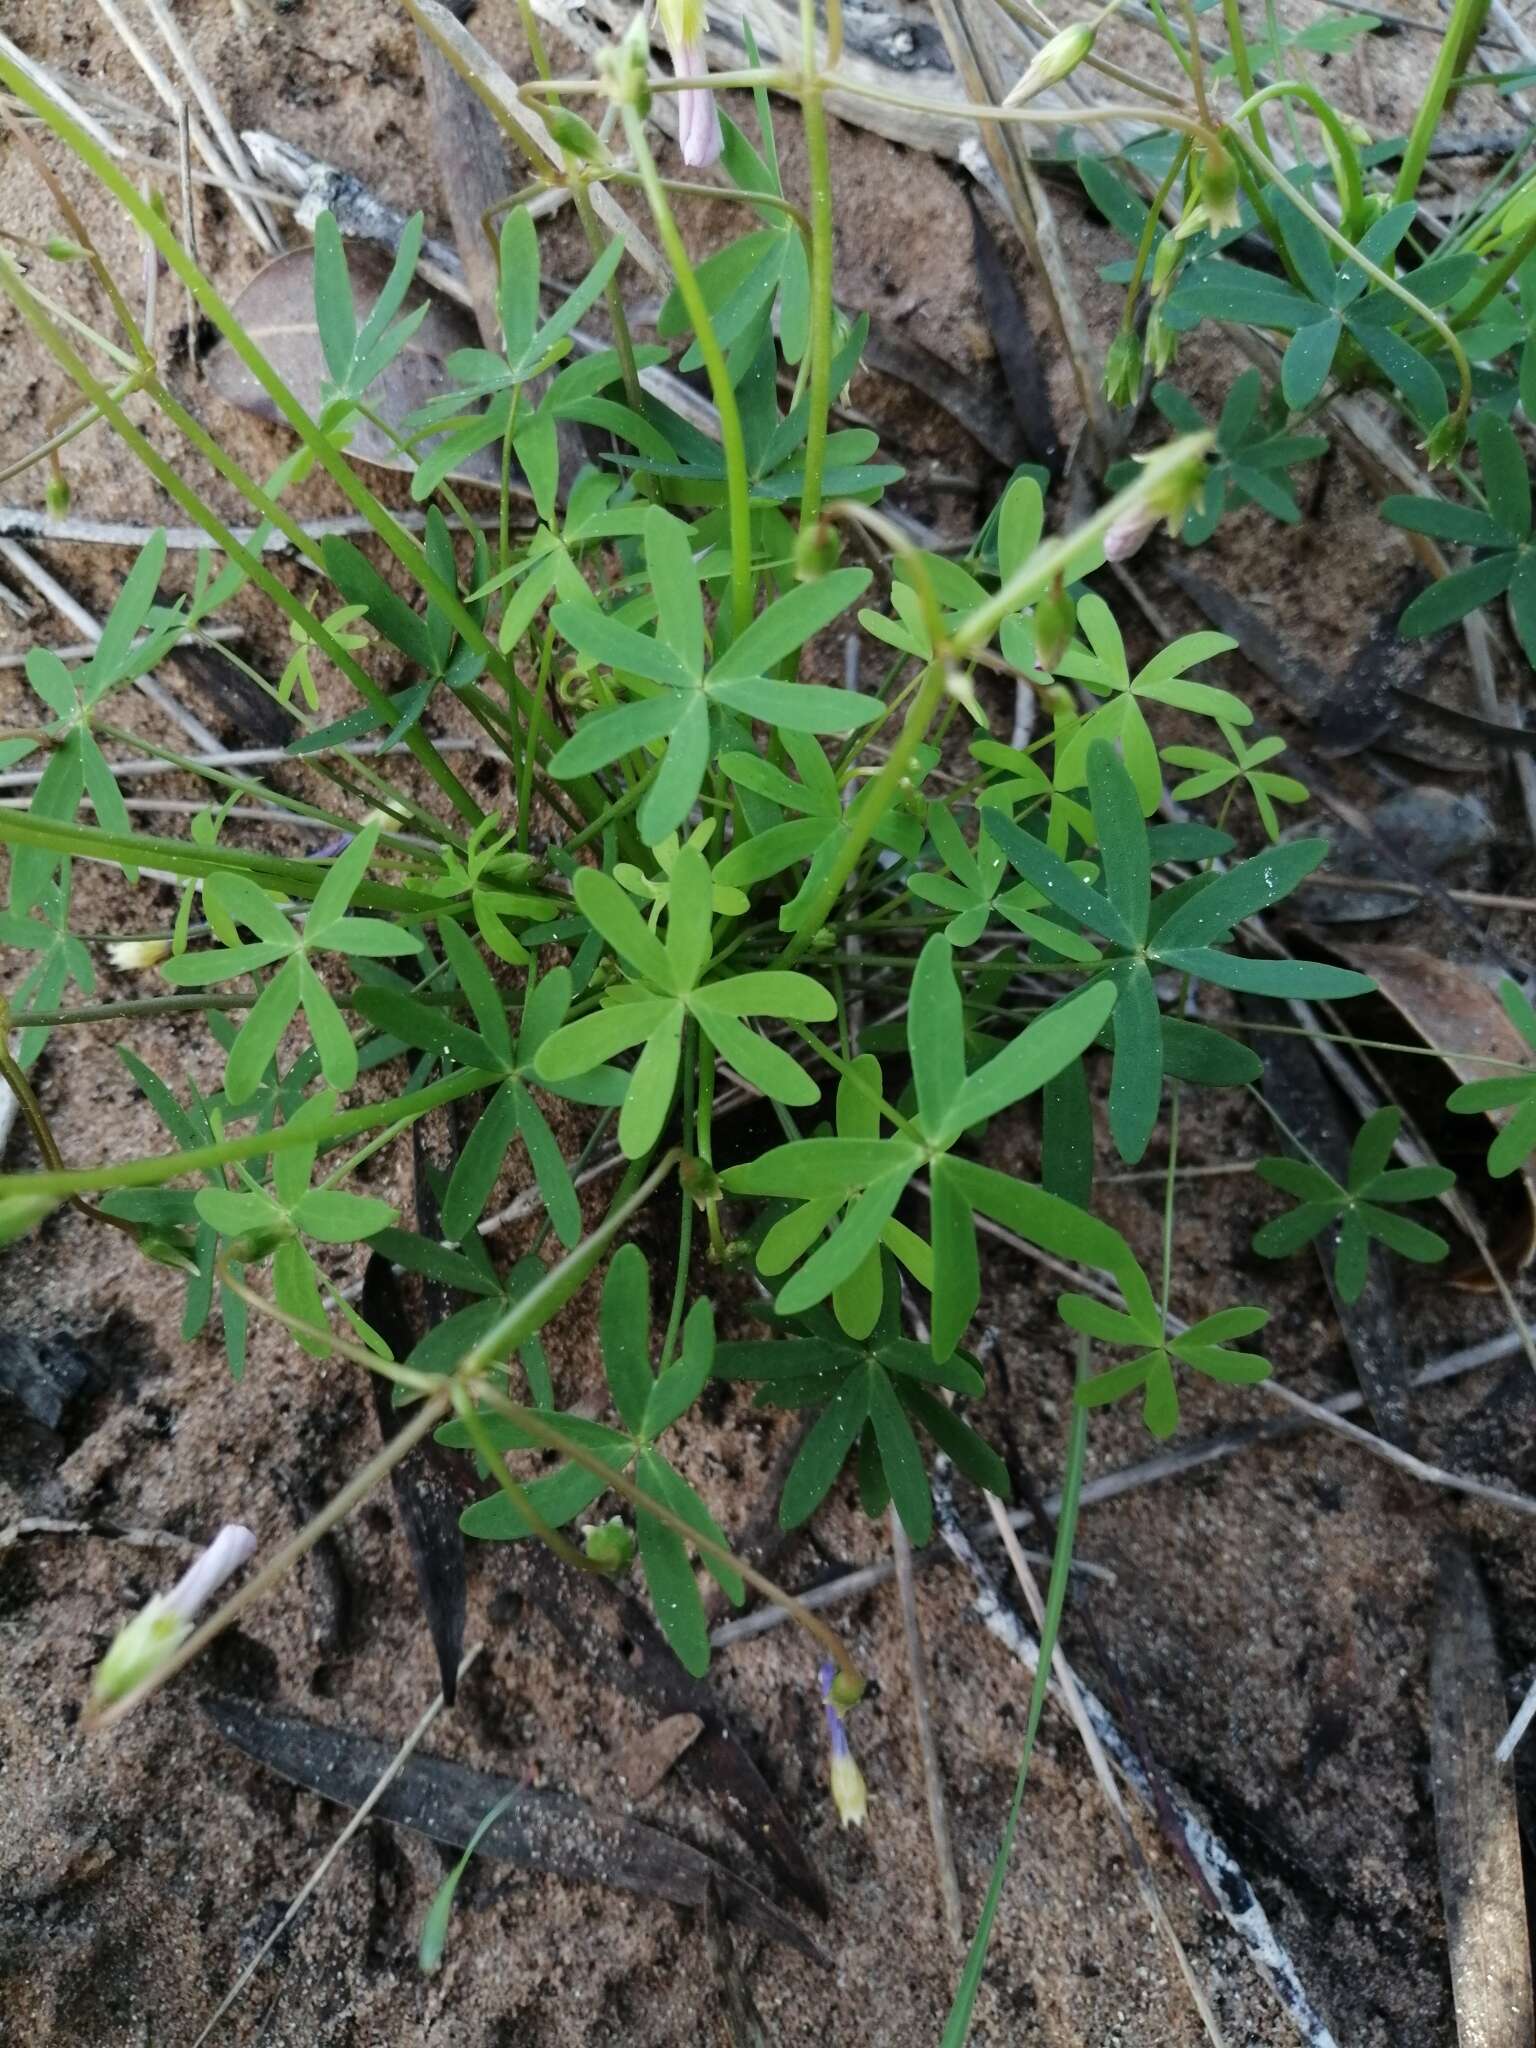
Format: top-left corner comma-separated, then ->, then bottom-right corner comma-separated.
3,3 -> 1535,2045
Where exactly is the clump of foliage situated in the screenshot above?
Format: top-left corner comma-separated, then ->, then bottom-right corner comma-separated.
2,0 -> 1530,2029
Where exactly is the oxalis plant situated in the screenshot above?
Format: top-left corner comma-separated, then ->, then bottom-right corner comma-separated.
1,0 -> 1532,2030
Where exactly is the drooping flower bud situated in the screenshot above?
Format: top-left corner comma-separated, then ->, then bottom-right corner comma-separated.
1150,230 -> 1181,298
108,938 -> 171,971
819,1661 -> 868,1828
794,518 -> 842,582
540,103 -> 608,163
1145,303 -> 1178,375
1195,137 -> 1242,234
1422,412 -> 1467,469
582,1515 -> 636,1571
1103,505 -> 1159,563
1102,446 -> 1208,561
45,470 -> 70,522
1033,577 -> 1076,671
1005,23 -> 1095,107
1104,328 -> 1142,408
90,1524 -> 257,1711
600,14 -> 653,116
657,0 -> 723,170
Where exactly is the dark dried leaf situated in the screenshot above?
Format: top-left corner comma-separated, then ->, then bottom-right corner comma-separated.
967,194 -> 1062,477
500,1543 -> 827,1914
1294,789 -> 1492,923
614,1712 -> 704,1801
1318,572 -> 1429,755
205,247 -> 505,489
862,320 -> 1025,467
706,1874 -> 774,2047
363,1255 -> 467,1703
205,1694 -> 825,1958
1429,1547 -> 1534,2047
1163,560 -> 1397,752
1390,685 -> 1536,758
157,627 -> 290,747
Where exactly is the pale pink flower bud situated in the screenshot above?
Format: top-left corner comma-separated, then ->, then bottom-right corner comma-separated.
164,1523 -> 258,1623
1103,508 -> 1158,563
668,34 -> 723,170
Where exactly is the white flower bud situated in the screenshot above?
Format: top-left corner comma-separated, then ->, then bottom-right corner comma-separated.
108,938 -> 171,971
90,1524 -> 257,1711
1005,24 -> 1095,107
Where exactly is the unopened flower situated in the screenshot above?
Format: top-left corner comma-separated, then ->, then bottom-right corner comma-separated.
582,1515 -> 636,1571
91,1523 -> 257,1711
1104,328 -> 1142,409
1145,304 -> 1178,375
1005,23 -> 1095,107
658,0 -> 723,169
819,1661 -> 868,1829
1195,138 -> 1241,235
1103,505 -> 1159,563
1103,446 -> 1208,560
108,937 -> 171,971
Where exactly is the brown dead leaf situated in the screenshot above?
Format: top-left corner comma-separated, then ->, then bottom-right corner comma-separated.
613,1712 -> 705,1801
1320,942 -> 1536,1288
205,246 -> 504,490
207,1695 -> 825,1959
1429,1547 -> 1535,2048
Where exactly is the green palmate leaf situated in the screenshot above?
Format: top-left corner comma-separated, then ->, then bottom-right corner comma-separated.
909,936 -> 967,1136
781,1370 -> 871,1525
867,1366 -> 932,1543
982,809 -> 1132,947
600,1242 -> 653,1435
635,1471 -> 710,1676
1281,315 -> 1343,408
1107,959 -> 1162,1164
1398,554 -> 1518,637
1448,980 -> 1536,1177
927,1157 -> 981,1363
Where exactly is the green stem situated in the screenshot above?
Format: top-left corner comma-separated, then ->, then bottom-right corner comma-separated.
1159,1082 -> 1181,1319
0,1067 -> 502,1201
800,0 -> 837,527
781,660 -> 949,965
1122,137 -> 1192,307
1452,213 -> 1536,329
1220,0 -> 1270,156
1392,0 -> 1487,203
829,73 -> 1209,138
941,1348 -> 1091,2047
955,430 -> 1212,653
619,104 -> 754,637
572,180 -> 645,414
1174,0 -> 1211,122
1227,80 -> 1366,234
